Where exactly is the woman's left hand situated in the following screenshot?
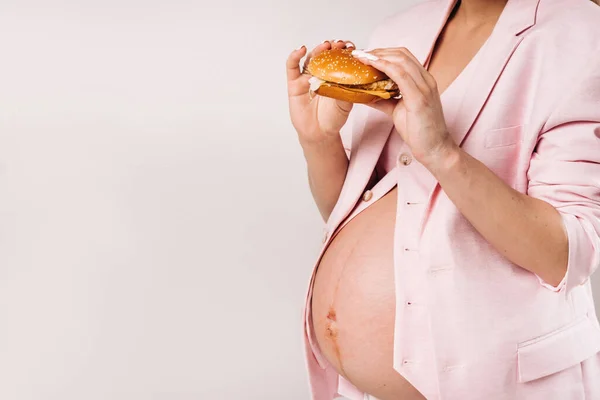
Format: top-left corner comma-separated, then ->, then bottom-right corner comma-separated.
353,48 -> 457,167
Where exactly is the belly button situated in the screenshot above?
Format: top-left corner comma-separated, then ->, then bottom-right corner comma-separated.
327,309 -> 337,322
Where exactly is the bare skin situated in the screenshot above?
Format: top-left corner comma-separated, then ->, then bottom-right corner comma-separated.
312,187 -> 422,399
427,0 -> 504,95
286,40 -> 356,221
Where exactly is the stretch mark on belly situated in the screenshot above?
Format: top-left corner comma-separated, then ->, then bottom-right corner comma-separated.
326,237 -> 363,377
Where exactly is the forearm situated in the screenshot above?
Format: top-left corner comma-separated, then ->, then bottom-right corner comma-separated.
428,145 -> 568,286
301,134 -> 349,222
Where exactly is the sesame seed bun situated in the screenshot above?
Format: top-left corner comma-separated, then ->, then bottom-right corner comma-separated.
307,48 -> 387,85
305,48 -> 399,104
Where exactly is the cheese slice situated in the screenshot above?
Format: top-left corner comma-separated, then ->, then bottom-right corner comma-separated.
324,83 -> 397,99
341,87 -> 394,99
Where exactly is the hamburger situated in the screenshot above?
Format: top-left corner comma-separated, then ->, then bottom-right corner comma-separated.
305,48 -> 400,104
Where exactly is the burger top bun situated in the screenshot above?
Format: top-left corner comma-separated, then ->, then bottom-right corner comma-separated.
306,48 -> 388,85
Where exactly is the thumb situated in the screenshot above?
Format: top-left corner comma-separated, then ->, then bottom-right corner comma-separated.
366,98 -> 398,116
335,99 -> 353,115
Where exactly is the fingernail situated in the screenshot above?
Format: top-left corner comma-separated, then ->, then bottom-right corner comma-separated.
351,50 -> 378,60
334,39 -> 343,42
345,43 -> 355,48
295,45 -> 305,51
321,40 -> 330,44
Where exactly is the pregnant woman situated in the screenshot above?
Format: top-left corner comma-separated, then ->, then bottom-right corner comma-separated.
286,0 -> 600,398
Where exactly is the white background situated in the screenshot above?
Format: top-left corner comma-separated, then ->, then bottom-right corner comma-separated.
0,1 -> 598,399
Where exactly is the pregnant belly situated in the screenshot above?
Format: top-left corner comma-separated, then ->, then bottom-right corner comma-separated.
311,187 -> 425,400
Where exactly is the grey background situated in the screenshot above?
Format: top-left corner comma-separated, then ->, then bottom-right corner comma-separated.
0,1 -> 597,399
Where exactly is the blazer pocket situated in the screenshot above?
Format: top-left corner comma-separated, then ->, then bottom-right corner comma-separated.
484,125 -> 523,148
517,315 -> 600,383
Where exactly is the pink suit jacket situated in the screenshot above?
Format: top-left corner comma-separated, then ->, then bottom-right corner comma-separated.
302,0 -> 600,398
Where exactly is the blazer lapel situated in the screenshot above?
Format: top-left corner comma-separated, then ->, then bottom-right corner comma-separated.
413,0 -> 460,67
327,107 -> 393,230
418,0 -> 541,234
446,0 -> 541,146
380,0 -> 459,67
325,0 -> 462,231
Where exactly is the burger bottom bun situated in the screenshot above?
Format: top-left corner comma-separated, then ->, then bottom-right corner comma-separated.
314,85 -> 384,104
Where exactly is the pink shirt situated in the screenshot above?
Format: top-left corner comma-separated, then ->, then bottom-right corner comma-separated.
302,0 -> 600,399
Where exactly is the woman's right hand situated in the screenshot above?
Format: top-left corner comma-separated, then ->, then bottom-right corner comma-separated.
286,40 -> 355,145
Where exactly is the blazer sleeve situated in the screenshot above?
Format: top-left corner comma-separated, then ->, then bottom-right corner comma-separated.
526,55 -> 600,293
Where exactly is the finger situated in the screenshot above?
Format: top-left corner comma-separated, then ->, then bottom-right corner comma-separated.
395,47 -> 421,64
371,48 -> 438,89
396,47 -> 438,88
331,39 -> 346,49
336,99 -> 354,114
286,45 -> 307,81
366,48 -> 425,72
366,49 -> 426,75
288,74 -> 311,98
302,41 -> 333,72
353,49 -> 431,94
373,53 -> 430,93
331,39 -> 355,50
368,47 -> 419,62
357,57 -> 426,111
365,98 -> 399,116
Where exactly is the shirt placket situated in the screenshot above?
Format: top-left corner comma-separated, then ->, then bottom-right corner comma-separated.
393,143 -> 435,389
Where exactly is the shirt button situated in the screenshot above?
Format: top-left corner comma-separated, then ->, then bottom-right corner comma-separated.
322,229 -> 328,243
362,190 -> 373,202
399,153 -> 412,166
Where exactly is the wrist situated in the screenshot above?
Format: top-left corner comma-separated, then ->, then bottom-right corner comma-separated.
299,131 -> 343,153
420,138 -> 463,178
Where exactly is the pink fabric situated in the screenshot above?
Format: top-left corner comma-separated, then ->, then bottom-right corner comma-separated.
301,0 -> 600,399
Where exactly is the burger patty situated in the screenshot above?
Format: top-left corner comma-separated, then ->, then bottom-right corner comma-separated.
350,79 -> 398,91
307,75 -> 400,99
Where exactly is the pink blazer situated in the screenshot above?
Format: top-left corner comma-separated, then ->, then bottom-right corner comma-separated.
302,0 -> 600,399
